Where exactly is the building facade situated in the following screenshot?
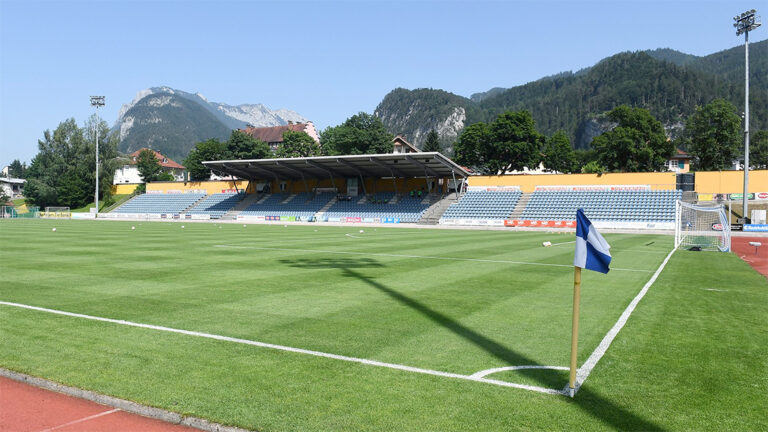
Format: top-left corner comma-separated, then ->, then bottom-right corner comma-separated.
239,121 -> 319,152
113,149 -> 186,184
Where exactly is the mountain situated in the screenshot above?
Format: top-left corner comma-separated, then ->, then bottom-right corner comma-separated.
114,86 -> 307,162
374,40 -> 768,151
375,88 -> 480,151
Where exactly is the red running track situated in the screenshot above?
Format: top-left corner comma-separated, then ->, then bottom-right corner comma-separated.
732,236 -> 768,278
0,376 -> 201,432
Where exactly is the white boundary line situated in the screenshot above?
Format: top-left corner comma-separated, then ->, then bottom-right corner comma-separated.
213,244 -> 653,273
1,248 -> 673,398
39,408 -> 120,432
567,247 -> 677,395
0,301 -> 562,395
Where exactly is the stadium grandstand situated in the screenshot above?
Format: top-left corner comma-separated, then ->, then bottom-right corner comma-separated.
91,153 -> 767,232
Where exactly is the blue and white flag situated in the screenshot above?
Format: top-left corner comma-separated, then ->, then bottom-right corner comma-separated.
574,209 -> 612,274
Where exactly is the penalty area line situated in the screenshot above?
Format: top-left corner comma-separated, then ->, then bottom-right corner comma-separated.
0,300 -> 562,396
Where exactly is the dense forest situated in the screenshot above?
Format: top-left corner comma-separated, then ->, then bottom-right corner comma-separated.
375,40 -> 768,150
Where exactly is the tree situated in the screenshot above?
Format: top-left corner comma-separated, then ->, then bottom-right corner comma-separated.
685,99 -> 742,171
454,110 -> 542,175
750,130 -> 768,169
276,131 -> 322,158
25,117 -> 117,209
184,138 -> 226,181
321,112 -> 394,155
581,160 -> 605,174
422,129 -> 442,153
591,105 -> 672,172
225,130 -> 271,160
453,122 -> 491,173
542,131 -> 576,173
8,159 -> 26,178
136,149 -> 162,183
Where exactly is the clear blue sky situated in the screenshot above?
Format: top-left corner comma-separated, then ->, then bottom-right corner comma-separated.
1,0 -> 764,165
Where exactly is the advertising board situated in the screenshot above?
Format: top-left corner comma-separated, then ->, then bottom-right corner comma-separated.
744,224 -> 768,232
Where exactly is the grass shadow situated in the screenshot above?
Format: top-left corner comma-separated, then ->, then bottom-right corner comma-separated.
279,257 -> 665,431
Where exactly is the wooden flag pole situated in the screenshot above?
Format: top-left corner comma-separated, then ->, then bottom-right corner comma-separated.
569,266 -> 582,397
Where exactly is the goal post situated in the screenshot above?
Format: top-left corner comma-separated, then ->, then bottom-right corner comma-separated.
44,206 -> 71,218
675,200 -> 731,252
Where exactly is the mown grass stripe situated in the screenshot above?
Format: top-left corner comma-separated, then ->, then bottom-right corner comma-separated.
0,300 -> 563,395
213,244 -> 653,272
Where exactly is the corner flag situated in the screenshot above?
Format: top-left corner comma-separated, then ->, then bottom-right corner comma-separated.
574,208 -> 611,274
569,209 -> 611,397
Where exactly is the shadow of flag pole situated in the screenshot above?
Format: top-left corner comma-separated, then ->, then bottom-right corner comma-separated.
569,266 -> 582,398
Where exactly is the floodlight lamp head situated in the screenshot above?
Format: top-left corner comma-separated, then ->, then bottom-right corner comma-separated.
90,96 -> 105,107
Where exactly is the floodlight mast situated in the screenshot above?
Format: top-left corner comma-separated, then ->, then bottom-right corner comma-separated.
733,9 -> 761,222
90,96 -> 105,216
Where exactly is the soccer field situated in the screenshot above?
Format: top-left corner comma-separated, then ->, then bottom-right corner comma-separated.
1,219 -> 766,431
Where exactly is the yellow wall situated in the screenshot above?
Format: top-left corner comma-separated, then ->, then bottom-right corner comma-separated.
695,170 -> 768,194
138,170 -> 768,196
468,172 -> 677,192
112,184 -> 140,195
146,180 -> 250,194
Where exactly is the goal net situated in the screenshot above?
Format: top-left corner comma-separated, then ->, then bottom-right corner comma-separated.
44,206 -> 71,218
675,201 -> 730,252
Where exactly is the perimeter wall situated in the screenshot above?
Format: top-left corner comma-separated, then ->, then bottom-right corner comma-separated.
468,172 -> 677,192
694,170 -> 768,194
131,170 -> 768,195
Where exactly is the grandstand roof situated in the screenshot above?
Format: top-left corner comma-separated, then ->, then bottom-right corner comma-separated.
203,152 -> 470,181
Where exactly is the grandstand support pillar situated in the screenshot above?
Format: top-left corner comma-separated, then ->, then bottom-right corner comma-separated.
231,177 -> 241,195
391,176 -> 398,196
300,173 -> 309,195
451,171 -> 459,199
359,175 -> 367,196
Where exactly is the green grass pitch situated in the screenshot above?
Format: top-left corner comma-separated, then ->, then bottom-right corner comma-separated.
1,219 -> 766,431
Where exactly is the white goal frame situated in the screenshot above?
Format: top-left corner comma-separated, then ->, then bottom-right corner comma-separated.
675,200 -> 731,252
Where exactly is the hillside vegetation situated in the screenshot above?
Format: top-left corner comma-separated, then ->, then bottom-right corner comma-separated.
375,40 -> 768,150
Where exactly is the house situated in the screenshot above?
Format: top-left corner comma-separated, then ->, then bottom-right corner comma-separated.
667,149 -> 692,173
1,177 -> 25,199
113,149 -> 186,184
392,135 -> 420,154
239,121 -> 319,152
